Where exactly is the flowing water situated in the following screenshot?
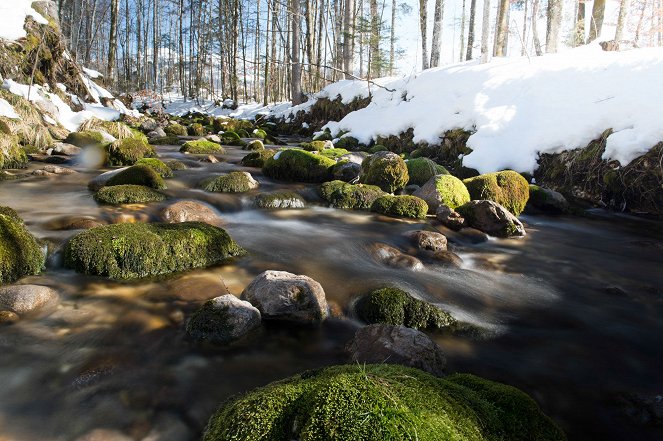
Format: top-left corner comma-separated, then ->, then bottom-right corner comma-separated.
1,143 -> 662,441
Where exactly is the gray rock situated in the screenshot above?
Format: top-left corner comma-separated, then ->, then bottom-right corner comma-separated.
160,200 -> 221,224
430,250 -> 463,268
206,134 -> 222,143
141,413 -> 193,441
404,184 -> 420,195
254,192 -> 306,209
347,324 -> 447,376
33,165 -> 76,176
186,295 -> 261,344
87,167 -> 128,191
51,142 -> 82,156
44,215 -> 105,230
241,271 -> 328,323
332,161 -> 361,182
141,119 -> 159,132
529,186 -> 570,213
368,243 -> 424,271
436,204 -> 466,230
403,230 -> 447,252
458,200 -> 526,238
339,152 -> 369,164
0,285 -> 59,316
148,127 -> 167,138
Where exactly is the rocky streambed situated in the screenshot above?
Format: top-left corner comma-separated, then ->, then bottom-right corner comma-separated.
0,133 -> 662,441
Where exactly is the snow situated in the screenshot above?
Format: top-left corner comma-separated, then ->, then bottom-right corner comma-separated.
0,99 -> 19,119
82,67 -> 103,79
317,45 -> 663,173
0,0 -> 48,41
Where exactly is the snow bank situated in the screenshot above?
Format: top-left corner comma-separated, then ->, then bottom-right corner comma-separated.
0,98 -> 19,119
320,45 -> 663,173
0,0 -> 48,41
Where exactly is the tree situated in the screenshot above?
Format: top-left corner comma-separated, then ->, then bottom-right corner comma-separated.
291,0 -> 304,104
573,1 -> 586,47
108,0 -> 119,83
546,0 -> 562,52
480,0 -> 491,63
615,0 -> 630,41
588,0 -> 606,42
531,0 -> 543,55
419,0 -> 429,69
466,0 -> 477,60
343,0 -> 355,78
430,0 -> 445,67
494,0 -> 509,56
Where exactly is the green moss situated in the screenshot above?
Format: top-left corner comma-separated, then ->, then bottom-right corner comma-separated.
253,129 -> 268,140
105,165 -> 166,189
300,140 -> 329,151
165,159 -> 187,171
164,124 -> 187,136
64,131 -> 107,148
335,136 -> 360,150
436,164 -> 450,175
263,150 -> 336,183
355,287 -> 455,330
64,222 -> 245,280
180,139 -> 225,154
0,213 -> 45,284
220,131 -> 246,146
187,123 -> 205,136
406,157 -> 440,186
203,364 -> 566,441
106,137 -> 157,166
202,172 -> 258,193
135,158 -> 173,178
430,175 -> 471,210
370,195 -> 428,219
150,136 -> 183,145
0,134 -> 28,169
528,185 -> 548,207
319,180 -> 385,210
360,152 -> 409,193
93,185 -> 167,205
319,148 -> 350,160
235,129 -> 250,138
241,149 -> 275,167
244,140 -> 265,151
369,144 -> 389,154
312,129 -> 333,141
463,171 -> 530,216
254,192 -> 306,209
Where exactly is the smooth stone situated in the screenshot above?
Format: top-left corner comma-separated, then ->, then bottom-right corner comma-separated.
186,294 -> 261,344
44,215 -> 105,230
436,204 -> 466,230
51,142 -> 82,156
0,310 -> 19,325
32,165 -> 77,176
0,285 -> 59,316
403,230 -> 448,252
460,200 -> 526,238
430,250 -> 464,268
88,167 -> 128,191
368,243 -> 424,271
160,200 -> 221,224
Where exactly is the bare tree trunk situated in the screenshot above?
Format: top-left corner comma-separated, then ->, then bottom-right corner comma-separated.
532,0 -> 543,55
480,0 -> 491,63
343,0 -> 355,77
521,0 -> 528,55
369,0 -> 381,76
466,0 -> 477,59
263,0 -> 272,105
460,0 -> 467,61
573,0 -> 585,47
546,0 -> 562,52
614,0 -> 630,41
634,0 -> 647,46
588,0 -> 606,42
494,0 -> 509,56
419,0 -> 429,69
291,0 -> 303,103
430,0 -> 445,66
108,0 -> 118,83
390,0 -> 396,73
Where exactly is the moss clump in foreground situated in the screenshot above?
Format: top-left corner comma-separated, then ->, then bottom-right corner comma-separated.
180,139 -> 225,154
106,137 -> 157,166
134,158 -> 173,178
407,157 -> 446,186
417,174 -> 471,211
203,364 -> 566,441
319,180 -> 385,210
93,185 -> 166,205
355,287 -> 455,330
243,140 -> 264,151
463,170 -> 530,216
360,152 -> 409,193
0,133 -> 28,169
202,172 -> 258,193
263,149 -> 336,183
105,164 -> 166,189
64,222 -> 245,280
371,195 -> 428,219
64,131 -> 108,149
0,211 -> 45,284
241,149 -> 275,167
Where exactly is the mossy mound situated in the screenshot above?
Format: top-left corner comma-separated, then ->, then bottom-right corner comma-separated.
202,172 -> 258,193
416,174 -> 471,211
407,157 -> 444,186
241,149 -> 275,167
150,136 -> 183,145
335,136 -> 359,150
220,131 -> 245,146
235,129 -> 250,138
93,185 -> 166,205
253,128 -> 268,140
79,118 -> 136,141
64,131 -> 108,149
369,144 -> 389,154
106,137 -> 157,166
254,192 -> 306,209
0,134 -> 28,169
203,363 -> 566,441
319,180 -> 385,210
319,148 -> 350,160
0,211 -> 45,284
187,123 -> 205,136
180,139 -> 225,154
165,160 -> 187,171
371,195 -> 428,219
263,150 -> 336,183
164,124 -> 187,136
312,129 -> 333,141
64,222 -> 245,280
300,140 -> 329,151
360,152 -> 409,193
105,165 -> 166,190
243,140 -> 264,151
463,171 -> 530,216
356,287 -> 455,330
134,158 -> 173,178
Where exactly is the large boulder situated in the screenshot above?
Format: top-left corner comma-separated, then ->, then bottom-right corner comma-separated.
254,192 -> 306,209
240,149 -> 275,168
134,158 -> 173,178
87,167 -> 128,191
64,131 -> 109,149
457,200 -> 526,238
105,164 -> 166,189
359,151 -> 409,193
319,180 -> 385,210
406,157 -> 446,186
93,185 -> 166,205
331,160 -> 362,182
262,149 -> 336,183
0,285 -> 59,316
403,230 -> 447,252
240,270 -> 328,324
347,324 -> 447,376
355,287 -> 456,331
463,170 -> 530,216
64,222 -> 245,280
413,174 -> 470,212
0,210 -> 45,284
528,184 -> 570,213
186,295 -> 261,344
370,195 -> 428,219
180,139 -> 225,154
106,137 -> 157,166
202,172 -> 259,193
202,364 -> 566,441
160,200 -> 221,224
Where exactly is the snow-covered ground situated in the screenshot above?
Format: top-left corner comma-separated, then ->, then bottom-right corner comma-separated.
0,0 -> 48,41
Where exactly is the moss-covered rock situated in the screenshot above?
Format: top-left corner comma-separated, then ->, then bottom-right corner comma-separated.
0,134 -> 28,169
235,129 -> 250,138
164,124 -> 187,136
527,184 -> 569,214
202,172 -> 259,193
241,149 -> 275,167
371,195 -> 428,219
106,137 -> 157,166
360,152 -> 409,193
355,287 -> 455,330
463,171 -> 530,216
335,136 -> 359,150
413,174 -> 470,212
93,185 -> 167,205
319,148 -> 350,160
64,222 -> 245,280
254,192 -> 306,209
0,211 -> 45,284
243,140 -> 264,151
150,136 -> 183,145
203,363 -> 566,441
319,180 -> 385,210
253,128 -> 268,140
165,159 -> 187,171
187,123 -> 205,136
64,131 -> 108,149
406,157 -> 442,186
368,144 -> 389,154
180,139 -> 225,154
134,158 -> 173,178
186,294 -> 261,344
105,164 -> 166,189
312,129 -> 333,141
300,140 -> 331,151
263,150 -> 336,183
220,131 -> 245,146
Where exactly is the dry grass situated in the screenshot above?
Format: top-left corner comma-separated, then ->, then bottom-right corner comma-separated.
0,90 -> 56,149
79,117 -> 134,140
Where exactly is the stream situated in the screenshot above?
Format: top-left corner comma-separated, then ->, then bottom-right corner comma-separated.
1,142 -> 662,441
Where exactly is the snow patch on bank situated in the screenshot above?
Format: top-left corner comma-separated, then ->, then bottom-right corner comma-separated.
0,0 -> 48,41
0,98 -> 19,119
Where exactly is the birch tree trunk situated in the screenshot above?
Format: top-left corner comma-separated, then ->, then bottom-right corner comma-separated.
480,0 -> 491,63
494,0 -> 509,56
291,0 -> 304,104
614,0 -> 630,41
419,0 -> 429,69
466,0 -> 477,60
430,0 -> 445,67
546,0 -> 562,52
108,0 -> 118,83
343,0 -> 355,77
588,0 -> 606,42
